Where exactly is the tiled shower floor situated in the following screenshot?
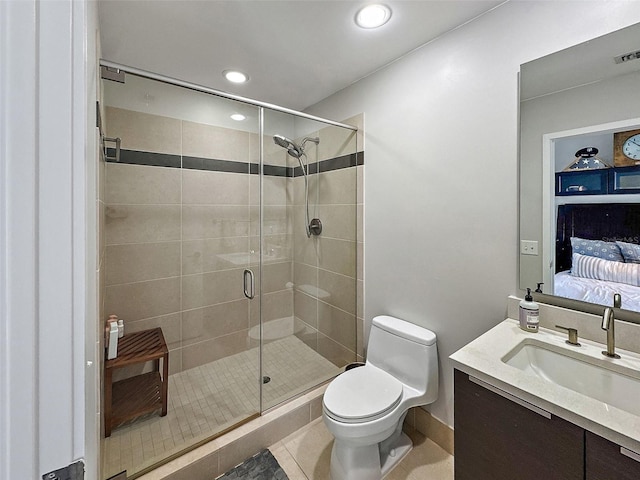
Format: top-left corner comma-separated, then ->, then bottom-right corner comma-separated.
103,335 -> 341,478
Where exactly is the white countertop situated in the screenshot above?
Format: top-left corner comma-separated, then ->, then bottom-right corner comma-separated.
450,318 -> 640,454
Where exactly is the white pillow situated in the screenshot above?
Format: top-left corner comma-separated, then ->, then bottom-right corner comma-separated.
572,253 -> 640,287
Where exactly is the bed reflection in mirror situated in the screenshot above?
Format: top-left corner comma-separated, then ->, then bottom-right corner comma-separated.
554,204 -> 640,312
519,21 -> 640,314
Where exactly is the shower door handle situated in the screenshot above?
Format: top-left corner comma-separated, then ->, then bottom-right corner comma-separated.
243,269 -> 255,299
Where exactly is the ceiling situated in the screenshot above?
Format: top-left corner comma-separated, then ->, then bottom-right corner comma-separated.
520,21 -> 640,101
98,0 -> 505,111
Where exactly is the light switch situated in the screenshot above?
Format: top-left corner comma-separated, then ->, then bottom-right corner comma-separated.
521,240 -> 539,256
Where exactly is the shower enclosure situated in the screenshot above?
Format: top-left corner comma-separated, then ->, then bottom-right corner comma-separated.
99,66 -> 360,478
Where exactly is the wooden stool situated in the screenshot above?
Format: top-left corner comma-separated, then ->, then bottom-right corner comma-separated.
104,327 -> 169,437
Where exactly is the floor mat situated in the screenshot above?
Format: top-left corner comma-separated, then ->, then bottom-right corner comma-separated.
217,449 -> 289,479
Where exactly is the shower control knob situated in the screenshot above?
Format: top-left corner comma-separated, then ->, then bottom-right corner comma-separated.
309,218 -> 322,236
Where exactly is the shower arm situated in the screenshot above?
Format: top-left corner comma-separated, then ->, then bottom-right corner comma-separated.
300,137 -> 320,150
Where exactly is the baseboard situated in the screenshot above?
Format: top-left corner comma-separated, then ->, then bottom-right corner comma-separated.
405,407 -> 454,455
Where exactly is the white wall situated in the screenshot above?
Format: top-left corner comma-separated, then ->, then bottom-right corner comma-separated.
0,0 -> 98,477
306,1 -> 640,427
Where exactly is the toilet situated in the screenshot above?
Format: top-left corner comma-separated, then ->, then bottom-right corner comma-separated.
322,315 -> 438,480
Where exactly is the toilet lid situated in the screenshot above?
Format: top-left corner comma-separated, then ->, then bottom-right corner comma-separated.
323,366 -> 403,423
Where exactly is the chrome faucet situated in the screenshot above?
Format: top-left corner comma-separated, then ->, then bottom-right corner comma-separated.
601,293 -> 621,359
556,325 -> 580,346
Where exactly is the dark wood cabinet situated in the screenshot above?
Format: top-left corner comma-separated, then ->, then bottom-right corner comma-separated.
586,431 -> 640,480
454,369 -> 640,480
454,369 -> 584,480
556,169 -> 609,196
610,165 -> 640,194
555,165 -> 640,196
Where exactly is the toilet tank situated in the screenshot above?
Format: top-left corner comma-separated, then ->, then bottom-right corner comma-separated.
367,315 -> 438,403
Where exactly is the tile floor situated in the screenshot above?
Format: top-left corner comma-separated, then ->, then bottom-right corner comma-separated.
103,335 -> 340,478
269,418 -> 454,480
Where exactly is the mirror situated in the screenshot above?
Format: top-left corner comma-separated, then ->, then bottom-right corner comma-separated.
519,22 -> 640,314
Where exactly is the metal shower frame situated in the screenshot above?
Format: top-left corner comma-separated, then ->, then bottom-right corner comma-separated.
99,59 -> 358,415
100,60 -> 358,131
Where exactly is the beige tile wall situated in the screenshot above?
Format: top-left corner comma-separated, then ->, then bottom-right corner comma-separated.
104,107 -> 271,379
357,164 -> 365,361
349,113 -> 365,361
250,144 -> 294,339
291,114 -> 364,366
103,107 -> 363,380
106,107 -> 181,155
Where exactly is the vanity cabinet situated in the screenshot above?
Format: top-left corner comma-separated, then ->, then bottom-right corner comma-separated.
586,432 -> 640,480
454,369 -> 583,480
454,369 -> 640,480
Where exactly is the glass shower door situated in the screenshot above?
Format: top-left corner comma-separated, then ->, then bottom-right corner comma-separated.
101,72 -> 262,478
176,89 -> 263,436
100,65 -> 359,478
260,109 -> 358,411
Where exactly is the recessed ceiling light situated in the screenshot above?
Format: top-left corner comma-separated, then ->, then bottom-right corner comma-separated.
223,70 -> 249,84
355,4 -> 391,29
230,113 -> 246,121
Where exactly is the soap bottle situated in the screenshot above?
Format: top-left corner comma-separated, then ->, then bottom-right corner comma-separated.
107,321 -> 119,359
105,315 -> 118,347
117,319 -> 124,338
519,288 -> 539,333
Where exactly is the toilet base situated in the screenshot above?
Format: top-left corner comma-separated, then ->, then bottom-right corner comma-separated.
381,431 -> 412,478
329,431 -> 413,480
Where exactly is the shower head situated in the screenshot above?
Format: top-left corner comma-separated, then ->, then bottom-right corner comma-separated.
273,134 -> 303,158
273,134 -> 292,150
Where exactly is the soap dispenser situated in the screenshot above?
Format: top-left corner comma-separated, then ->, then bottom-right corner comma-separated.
519,288 -> 539,333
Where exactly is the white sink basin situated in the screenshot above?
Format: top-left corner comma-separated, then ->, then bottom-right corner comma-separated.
502,341 -> 640,416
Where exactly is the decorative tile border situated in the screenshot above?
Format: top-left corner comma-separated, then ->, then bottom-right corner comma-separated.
182,156 -> 257,174
106,150 -> 364,177
292,152 -> 364,177
108,148 -> 181,168
262,164 -> 288,177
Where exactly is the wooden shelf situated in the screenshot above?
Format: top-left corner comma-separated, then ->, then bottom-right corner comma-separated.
111,371 -> 163,428
106,327 -> 168,368
104,328 -> 169,437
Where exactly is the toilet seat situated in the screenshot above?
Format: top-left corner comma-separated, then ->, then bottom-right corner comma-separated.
323,366 -> 403,424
